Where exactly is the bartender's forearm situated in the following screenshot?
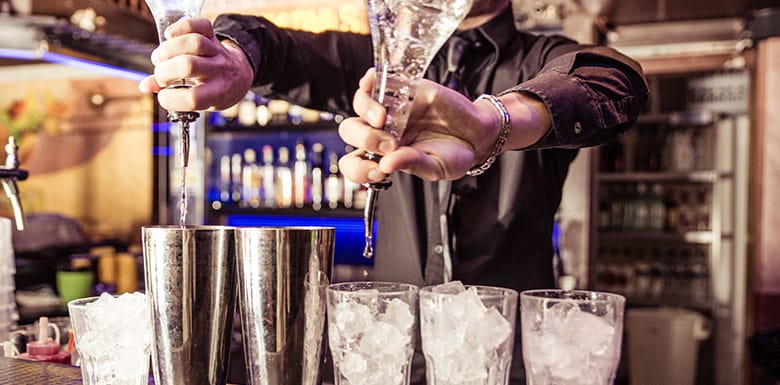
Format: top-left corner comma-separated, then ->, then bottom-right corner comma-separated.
500,92 -> 552,150
470,91 -> 552,165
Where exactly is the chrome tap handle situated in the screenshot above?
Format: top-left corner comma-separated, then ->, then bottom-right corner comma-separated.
1,137 -> 26,231
5,137 -> 19,169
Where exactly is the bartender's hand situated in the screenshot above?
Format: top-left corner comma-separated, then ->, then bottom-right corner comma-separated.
138,18 -> 254,112
338,69 -> 551,183
339,69 -> 488,183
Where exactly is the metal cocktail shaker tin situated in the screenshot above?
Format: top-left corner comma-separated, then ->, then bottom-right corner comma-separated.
142,225 -> 236,385
235,226 -> 334,385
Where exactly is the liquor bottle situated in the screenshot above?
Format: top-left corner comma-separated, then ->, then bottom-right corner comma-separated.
664,186 -> 680,233
597,192 -> 611,231
690,248 -> 710,305
341,146 -> 357,209
237,92 -> 257,127
231,153 -> 242,204
261,145 -> 276,208
670,128 -> 695,171
694,188 -> 711,231
648,183 -> 667,231
311,143 -> 325,211
635,248 -> 655,299
343,173 -> 357,209
268,99 -> 291,125
678,188 -> 694,231
293,140 -> 309,208
219,155 -> 231,203
325,151 -> 343,209
609,184 -> 625,231
633,182 -> 650,230
622,183 -> 637,231
301,106 -> 322,124
256,104 -> 271,126
288,104 -> 304,126
276,146 -> 293,208
241,148 -> 261,208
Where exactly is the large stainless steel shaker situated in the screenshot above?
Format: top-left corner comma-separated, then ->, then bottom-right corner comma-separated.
235,226 -> 334,385
142,225 -> 236,385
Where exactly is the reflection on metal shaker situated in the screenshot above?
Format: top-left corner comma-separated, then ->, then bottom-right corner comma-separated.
235,227 -> 334,385
143,226 -> 236,385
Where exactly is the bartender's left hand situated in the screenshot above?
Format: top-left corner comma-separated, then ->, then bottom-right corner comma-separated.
339,69 -> 552,184
138,18 -> 254,112
338,69 -> 494,184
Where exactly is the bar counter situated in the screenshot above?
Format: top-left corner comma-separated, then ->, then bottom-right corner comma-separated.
0,356 -> 333,385
1,356 -> 86,385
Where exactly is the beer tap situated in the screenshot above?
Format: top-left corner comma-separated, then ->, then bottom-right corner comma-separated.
0,137 -> 28,231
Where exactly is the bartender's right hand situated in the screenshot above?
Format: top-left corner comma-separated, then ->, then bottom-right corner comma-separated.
138,18 -> 254,112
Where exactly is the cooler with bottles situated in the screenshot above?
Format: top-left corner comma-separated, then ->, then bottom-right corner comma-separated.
588,67 -> 750,385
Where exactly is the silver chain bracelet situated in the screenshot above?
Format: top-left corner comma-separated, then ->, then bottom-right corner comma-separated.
466,94 -> 511,176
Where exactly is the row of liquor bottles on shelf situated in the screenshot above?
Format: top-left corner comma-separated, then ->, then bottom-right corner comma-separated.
592,243 -> 711,307
209,93 -> 345,128
599,124 -> 714,173
597,182 -> 711,233
208,141 -> 367,211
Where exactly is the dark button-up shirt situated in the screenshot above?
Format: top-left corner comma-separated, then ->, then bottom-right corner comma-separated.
215,6 -> 649,384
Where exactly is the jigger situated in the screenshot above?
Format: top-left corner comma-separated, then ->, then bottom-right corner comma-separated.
235,226 -> 334,385
143,225 -> 236,385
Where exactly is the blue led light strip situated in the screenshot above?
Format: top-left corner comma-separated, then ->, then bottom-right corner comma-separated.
225,215 -> 376,266
0,48 -> 149,82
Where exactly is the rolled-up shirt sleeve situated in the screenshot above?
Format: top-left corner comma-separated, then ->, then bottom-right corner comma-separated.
503,45 -> 649,150
213,14 -> 372,114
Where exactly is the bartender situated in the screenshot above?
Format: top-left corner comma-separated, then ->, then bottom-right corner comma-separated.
139,0 -> 649,383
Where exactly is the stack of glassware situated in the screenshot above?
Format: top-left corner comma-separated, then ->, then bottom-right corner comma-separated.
0,217 -> 18,344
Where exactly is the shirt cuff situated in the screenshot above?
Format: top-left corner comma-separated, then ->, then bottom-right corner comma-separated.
506,71 -> 604,149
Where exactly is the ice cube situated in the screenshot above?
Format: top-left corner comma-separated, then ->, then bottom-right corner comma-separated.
332,301 -> 373,341
379,298 -> 414,333
431,280 -> 466,294
340,351 -> 368,379
568,309 -> 615,356
360,320 -> 409,359
470,307 -> 512,350
453,287 -> 488,321
444,343 -> 489,382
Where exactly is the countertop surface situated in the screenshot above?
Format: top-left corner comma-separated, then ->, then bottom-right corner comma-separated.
0,356 -> 87,385
0,356 -> 333,385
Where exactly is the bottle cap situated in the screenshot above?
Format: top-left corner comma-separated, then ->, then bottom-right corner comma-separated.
244,148 -> 257,164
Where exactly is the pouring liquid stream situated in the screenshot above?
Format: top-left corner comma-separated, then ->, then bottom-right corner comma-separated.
178,121 -> 189,228
168,108 -> 198,228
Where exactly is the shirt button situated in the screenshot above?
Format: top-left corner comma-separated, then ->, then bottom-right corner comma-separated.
433,244 -> 444,254
574,121 -> 583,134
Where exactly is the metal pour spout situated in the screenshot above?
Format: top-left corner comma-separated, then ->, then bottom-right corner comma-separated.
168,111 -> 199,168
0,137 -> 28,231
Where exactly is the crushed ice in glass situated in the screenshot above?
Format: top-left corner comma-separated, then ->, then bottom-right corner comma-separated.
523,299 -> 619,385
421,281 -> 513,385
329,293 -> 414,385
77,292 -> 151,384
